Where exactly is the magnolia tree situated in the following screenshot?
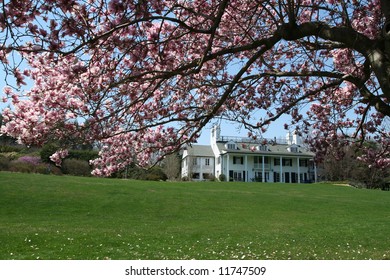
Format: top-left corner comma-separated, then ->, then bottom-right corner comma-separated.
0,0 -> 389,176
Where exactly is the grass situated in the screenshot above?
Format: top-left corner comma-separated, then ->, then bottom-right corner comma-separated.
1,172 -> 390,260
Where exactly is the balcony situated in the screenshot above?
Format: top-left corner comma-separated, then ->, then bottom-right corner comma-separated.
253,163 -> 270,170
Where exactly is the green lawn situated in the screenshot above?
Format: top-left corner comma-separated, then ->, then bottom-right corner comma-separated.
1,172 -> 390,260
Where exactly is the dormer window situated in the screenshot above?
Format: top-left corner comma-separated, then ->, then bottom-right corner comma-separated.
288,145 -> 299,153
225,141 -> 237,150
256,145 -> 268,151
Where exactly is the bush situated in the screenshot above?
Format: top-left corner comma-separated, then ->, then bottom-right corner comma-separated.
33,163 -> 62,175
67,150 -> 98,162
114,166 -> 168,181
62,159 -> 92,176
203,173 -> 216,181
9,161 -> 35,173
0,156 -> 10,171
0,152 -> 19,160
219,174 -> 226,182
0,145 -> 22,153
40,143 -> 60,163
17,156 -> 41,165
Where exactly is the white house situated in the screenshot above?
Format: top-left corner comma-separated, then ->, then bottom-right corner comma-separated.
181,145 -> 216,181
181,125 -> 317,183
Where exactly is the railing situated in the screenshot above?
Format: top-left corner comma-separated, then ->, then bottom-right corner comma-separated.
219,135 -> 288,145
253,163 -> 271,170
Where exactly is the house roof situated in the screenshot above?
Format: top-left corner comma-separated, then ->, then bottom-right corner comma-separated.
215,141 -> 314,158
184,145 -> 214,157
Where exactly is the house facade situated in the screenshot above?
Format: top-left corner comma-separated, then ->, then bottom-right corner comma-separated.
181,145 -> 216,181
181,125 -> 317,183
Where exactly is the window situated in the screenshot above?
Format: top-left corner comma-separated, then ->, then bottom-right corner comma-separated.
289,146 -> 299,153
227,143 -> 236,150
274,172 -> 280,182
255,171 -> 269,182
299,159 -> 308,167
233,171 -> 243,181
192,158 -> 198,166
254,156 -> 268,164
205,158 -> 210,166
225,141 -> 237,150
274,158 -> 280,166
233,156 -> 244,165
283,159 -> 292,166
257,145 -> 268,151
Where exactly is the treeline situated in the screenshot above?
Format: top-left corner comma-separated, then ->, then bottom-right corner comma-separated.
318,142 -> 389,190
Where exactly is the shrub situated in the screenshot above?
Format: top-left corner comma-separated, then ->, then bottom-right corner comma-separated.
0,152 -> 19,160
33,163 -> 62,175
0,145 -> 22,153
116,166 -> 168,181
62,159 -> 92,176
67,150 -> 98,162
0,156 -> 10,171
219,174 -> 226,182
16,156 -> 41,165
203,173 -> 216,181
40,143 -> 60,163
9,161 -> 35,173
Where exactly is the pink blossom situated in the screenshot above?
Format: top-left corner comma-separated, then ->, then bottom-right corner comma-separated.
49,149 -> 69,166
0,0 -> 388,176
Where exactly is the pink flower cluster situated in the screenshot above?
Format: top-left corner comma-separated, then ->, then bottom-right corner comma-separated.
0,0 -> 388,174
49,150 -> 69,166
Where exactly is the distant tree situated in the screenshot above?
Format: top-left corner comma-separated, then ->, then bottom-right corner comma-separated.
0,0 -> 389,176
162,153 -> 181,180
319,141 -> 389,189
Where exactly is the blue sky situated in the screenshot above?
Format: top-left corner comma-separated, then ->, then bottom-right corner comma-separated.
196,117 -> 291,145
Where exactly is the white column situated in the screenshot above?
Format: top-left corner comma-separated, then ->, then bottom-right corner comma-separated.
297,157 -> 300,184
200,157 -> 203,180
280,156 -> 283,183
262,155 -> 265,183
226,154 -> 230,182
314,162 -> 317,183
245,155 -> 248,182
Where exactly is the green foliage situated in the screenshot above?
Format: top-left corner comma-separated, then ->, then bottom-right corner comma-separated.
0,153 -> 62,175
319,143 -> 389,189
1,173 -> 390,260
67,150 -> 98,162
33,164 -> 62,176
40,143 -> 59,163
114,166 -> 167,181
61,159 -> 92,176
40,143 -> 96,176
0,152 -> 19,160
0,156 -> 10,171
9,161 -> 35,173
219,174 -> 226,182
0,145 -> 22,153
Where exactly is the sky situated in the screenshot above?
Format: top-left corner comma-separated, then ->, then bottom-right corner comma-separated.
196,117 -> 291,145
